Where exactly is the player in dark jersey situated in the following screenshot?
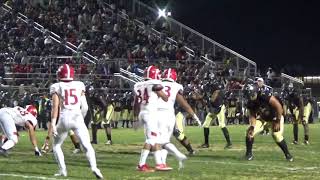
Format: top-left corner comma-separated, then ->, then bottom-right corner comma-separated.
201,79 -> 232,149
285,85 -> 311,145
244,83 -> 293,161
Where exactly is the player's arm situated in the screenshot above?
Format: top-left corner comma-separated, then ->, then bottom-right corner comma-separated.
268,95 -> 283,131
210,90 -> 219,103
51,93 -> 59,136
25,121 -> 41,156
153,84 -> 168,102
80,91 -> 88,118
176,91 -> 201,126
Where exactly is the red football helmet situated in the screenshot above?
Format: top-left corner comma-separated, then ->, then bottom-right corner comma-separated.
162,68 -> 177,82
57,64 -> 74,81
144,65 -> 161,80
26,105 -> 37,118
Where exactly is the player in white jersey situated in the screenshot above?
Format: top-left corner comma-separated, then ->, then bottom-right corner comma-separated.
158,68 -> 202,169
134,65 -> 170,172
50,64 -> 103,179
0,105 -> 41,157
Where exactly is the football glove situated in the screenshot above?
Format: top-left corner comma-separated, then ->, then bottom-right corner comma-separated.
192,114 -> 202,127
35,147 -> 42,156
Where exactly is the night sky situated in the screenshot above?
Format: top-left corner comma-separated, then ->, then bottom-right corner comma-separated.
151,0 -> 320,75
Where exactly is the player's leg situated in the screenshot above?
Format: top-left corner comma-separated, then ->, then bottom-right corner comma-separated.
201,112 -> 214,148
69,130 -> 81,153
52,129 -> 68,176
245,119 -> 264,160
302,103 -> 312,144
218,105 -> 232,149
137,112 -> 154,172
174,112 -> 195,155
91,122 -> 98,144
73,122 -> 103,178
292,108 -> 299,144
0,112 -> 18,156
104,108 -> 113,145
272,116 -> 293,161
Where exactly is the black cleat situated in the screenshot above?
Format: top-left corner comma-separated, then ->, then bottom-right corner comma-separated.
303,140 -> 309,145
292,140 -> 298,145
0,147 -> 8,157
224,143 -> 232,149
245,153 -> 253,161
188,150 -> 196,156
200,143 -> 209,148
285,154 -> 293,162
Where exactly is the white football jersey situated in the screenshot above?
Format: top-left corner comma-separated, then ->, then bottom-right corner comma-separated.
50,81 -> 85,112
4,106 -> 38,127
158,81 -> 183,110
133,79 -> 162,112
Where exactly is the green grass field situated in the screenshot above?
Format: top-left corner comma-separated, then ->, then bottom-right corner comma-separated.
0,124 -> 320,180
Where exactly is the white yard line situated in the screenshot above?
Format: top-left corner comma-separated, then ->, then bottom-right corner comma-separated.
0,173 -> 69,180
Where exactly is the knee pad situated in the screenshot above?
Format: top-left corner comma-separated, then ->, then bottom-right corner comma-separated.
173,128 -> 185,141
272,132 -> 284,143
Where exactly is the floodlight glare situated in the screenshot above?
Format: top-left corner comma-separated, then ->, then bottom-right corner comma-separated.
158,8 -> 166,18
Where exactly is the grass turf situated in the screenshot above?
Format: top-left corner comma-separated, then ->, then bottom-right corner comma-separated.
0,124 -> 319,180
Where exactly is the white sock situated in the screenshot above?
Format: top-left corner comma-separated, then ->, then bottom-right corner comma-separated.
139,149 -> 150,166
1,139 -> 15,150
84,145 -> 98,171
161,149 -> 168,164
53,144 -> 66,171
164,143 -> 185,160
154,150 -> 162,165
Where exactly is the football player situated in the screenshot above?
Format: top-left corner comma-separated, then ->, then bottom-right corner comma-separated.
201,78 -> 232,149
0,105 -> 41,156
134,65 -> 170,172
50,64 -> 103,178
158,68 -> 201,169
244,83 -> 293,161
285,84 -> 311,145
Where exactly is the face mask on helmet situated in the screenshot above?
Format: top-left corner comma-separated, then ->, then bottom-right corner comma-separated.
244,84 -> 258,101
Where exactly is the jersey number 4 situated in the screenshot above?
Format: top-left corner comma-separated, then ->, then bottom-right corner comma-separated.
64,89 -> 78,105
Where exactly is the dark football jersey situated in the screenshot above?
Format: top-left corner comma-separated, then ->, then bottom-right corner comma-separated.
246,92 -> 279,121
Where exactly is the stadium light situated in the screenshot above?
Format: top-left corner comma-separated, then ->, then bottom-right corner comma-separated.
158,8 -> 167,18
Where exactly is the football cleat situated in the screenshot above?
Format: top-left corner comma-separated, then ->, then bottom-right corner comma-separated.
136,164 -> 155,172
155,164 -> 172,171
304,140 -> 309,145
72,148 -> 81,154
245,153 -> 253,161
200,143 -> 209,148
92,168 -> 103,179
292,140 -> 298,145
0,147 -> 8,157
224,143 -> 232,149
285,154 -> 294,162
188,150 -> 196,156
105,140 -> 112,145
54,169 -> 67,177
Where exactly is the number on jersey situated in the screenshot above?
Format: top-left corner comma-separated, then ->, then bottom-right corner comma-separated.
136,88 -> 149,104
64,89 -> 78,105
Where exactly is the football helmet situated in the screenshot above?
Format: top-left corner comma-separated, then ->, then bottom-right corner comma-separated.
162,68 -> 177,82
243,83 -> 259,101
26,105 -> 37,118
57,64 -> 74,81
144,65 -> 160,80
